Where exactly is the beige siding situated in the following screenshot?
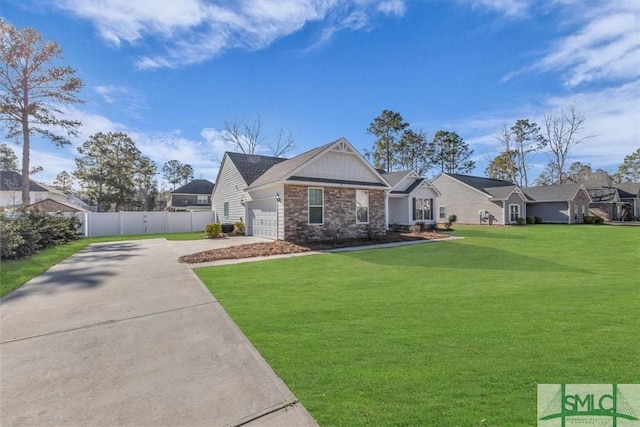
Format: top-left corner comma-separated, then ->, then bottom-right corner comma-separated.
432,174 -> 504,225
212,158 -> 249,224
295,151 -> 380,183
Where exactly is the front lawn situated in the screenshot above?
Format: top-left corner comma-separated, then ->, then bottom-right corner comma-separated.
0,231 -> 204,297
195,225 -> 639,426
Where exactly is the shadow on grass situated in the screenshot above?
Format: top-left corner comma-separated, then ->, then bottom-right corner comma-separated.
336,241 -> 589,274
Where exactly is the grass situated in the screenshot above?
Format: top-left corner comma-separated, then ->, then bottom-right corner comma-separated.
195,225 -> 640,426
0,231 -> 204,297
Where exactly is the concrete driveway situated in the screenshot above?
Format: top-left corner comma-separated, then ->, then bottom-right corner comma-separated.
0,237 -> 317,426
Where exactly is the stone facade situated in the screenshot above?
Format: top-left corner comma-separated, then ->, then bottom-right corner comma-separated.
283,184 -> 386,242
569,189 -> 592,223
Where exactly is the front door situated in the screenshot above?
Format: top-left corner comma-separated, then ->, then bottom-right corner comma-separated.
509,204 -> 520,223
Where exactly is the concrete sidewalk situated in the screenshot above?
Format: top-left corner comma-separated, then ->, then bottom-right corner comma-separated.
0,238 -> 317,426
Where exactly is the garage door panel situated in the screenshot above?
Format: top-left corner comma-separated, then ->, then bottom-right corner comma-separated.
249,201 -> 277,239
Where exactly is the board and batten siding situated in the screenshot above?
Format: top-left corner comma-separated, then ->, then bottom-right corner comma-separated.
504,192 -> 526,224
432,174 -> 504,225
295,151 -> 380,183
212,157 -> 249,224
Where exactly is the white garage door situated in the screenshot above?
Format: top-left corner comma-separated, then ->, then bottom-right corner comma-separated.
249,201 -> 278,239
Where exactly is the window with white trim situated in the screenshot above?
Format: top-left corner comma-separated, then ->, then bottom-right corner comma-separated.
509,204 -> 520,223
439,206 -> 446,219
223,202 -> 229,218
413,198 -> 433,221
308,188 -> 323,224
197,195 -> 208,204
356,190 -> 369,223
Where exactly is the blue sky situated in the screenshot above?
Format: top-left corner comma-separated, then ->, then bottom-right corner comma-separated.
1,0 -> 638,189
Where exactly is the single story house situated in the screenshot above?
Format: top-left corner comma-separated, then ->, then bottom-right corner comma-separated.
212,137 -> 390,241
22,198 -> 88,213
0,171 -> 87,210
384,170 -> 441,229
167,179 -> 214,212
432,173 -> 591,225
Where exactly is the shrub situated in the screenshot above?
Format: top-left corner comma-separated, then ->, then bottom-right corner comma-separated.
526,216 -> 535,224
205,223 -> 223,238
535,217 -> 543,224
409,224 -> 422,234
516,217 -> 526,225
233,221 -> 245,236
583,216 -> 604,225
445,214 -> 457,230
0,210 -> 80,261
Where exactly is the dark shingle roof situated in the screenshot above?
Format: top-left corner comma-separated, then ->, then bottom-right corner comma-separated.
613,182 -> 640,198
522,183 -> 584,202
1,171 -> 49,192
447,173 -> 514,194
172,179 -> 214,194
484,185 -> 519,199
226,152 -> 288,185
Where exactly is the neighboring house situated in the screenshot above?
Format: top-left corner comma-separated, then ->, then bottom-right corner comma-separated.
432,173 -> 591,225
166,179 -> 214,212
212,137 -> 390,241
1,171 -> 70,208
384,170 -> 441,229
613,182 -> 640,220
569,173 -> 639,221
22,198 -> 88,212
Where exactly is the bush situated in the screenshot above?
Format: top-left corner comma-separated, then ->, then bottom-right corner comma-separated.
583,216 -> 604,225
445,214 -> 457,230
0,210 -> 80,261
535,217 -> 543,224
526,216 -> 535,224
205,223 -> 223,238
408,224 -> 422,234
516,217 -> 526,225
233,221 -> 245,236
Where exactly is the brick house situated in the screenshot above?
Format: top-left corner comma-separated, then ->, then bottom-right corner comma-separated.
167,179 -> 214,212
212,138 -> 390,242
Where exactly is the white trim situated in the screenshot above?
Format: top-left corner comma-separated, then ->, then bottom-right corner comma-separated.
355,189 -> 369,224
508,203 -> 520,223
308,187 -> 324,225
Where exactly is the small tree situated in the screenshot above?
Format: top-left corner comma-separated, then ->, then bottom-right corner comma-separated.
0,20 -> 84,206
0,142 -> 18,171
429,130 -> 475,174
366,109 -> 409,173
53,170 -> 74,192
485,150 -> 518,183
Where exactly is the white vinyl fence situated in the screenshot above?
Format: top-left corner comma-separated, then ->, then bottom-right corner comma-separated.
65,211 -> 215,237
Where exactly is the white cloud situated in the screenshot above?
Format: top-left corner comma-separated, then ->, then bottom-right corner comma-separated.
462,0 -> 531,17
53,0 -> 407,69
94,85 -> 147,118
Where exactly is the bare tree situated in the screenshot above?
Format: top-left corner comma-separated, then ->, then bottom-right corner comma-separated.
270,128 -> 296,157
222,115 -> 295,157
543,105 -> 594,183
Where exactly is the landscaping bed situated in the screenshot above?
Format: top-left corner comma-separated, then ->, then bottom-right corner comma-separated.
179,230 -> 450,263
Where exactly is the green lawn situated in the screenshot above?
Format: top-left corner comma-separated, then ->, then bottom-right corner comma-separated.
0,231 -> 204,297
195,225 -> 640,426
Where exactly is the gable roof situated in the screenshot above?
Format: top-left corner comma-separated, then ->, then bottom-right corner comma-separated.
484,185 -> 521,200
22,198 -> 88,212
446,173 -> 515,194
613,182 -> 640,198
172,179 -> 214,195
523,183 -> 589,202
248,141 -> 335,188
248,138 -> 389,190
226,152 -> 288,186
0,171 -> 50,192
382,170 -> 412,187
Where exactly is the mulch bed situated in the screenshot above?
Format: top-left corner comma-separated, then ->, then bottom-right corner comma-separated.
179,231 -> 450,264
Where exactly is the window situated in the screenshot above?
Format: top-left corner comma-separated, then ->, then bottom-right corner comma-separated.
439,206 -> 446,219
197,195 -> 208,204
223,202 -> 229,218
356,190 -> 369,223
308,188 -> 323,224
509,204 -> 520,223
581,205 -> 586,216
413,198 -> 433,221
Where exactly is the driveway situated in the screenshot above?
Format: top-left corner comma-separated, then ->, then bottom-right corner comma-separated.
0,237 -> 317,426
